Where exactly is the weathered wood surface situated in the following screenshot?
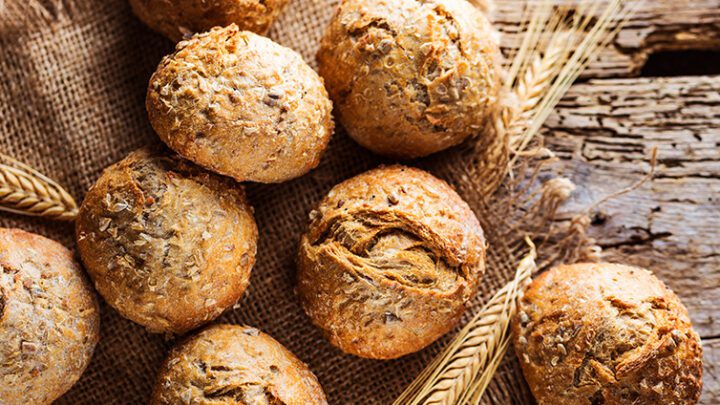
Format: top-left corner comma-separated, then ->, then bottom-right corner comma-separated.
493,2 -> 720,402
492,1 -> 720,403
495,0 -> 720,77
543,76 -> 720,404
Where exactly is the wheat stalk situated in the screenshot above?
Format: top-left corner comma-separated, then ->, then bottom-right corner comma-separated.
396,1 -> 641,403
462,335 -> 510,404
468,0 -> 494,15
510,0 -> 641,165
394,240 -> 536,405
502,0 -> 640,169
0,154 -> 78,221
506,32 -> 571,153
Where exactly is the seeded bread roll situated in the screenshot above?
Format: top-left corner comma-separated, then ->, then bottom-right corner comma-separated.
0,228 -> 100,405
317,0 -> 501,158
76,148 -> 258,334
130,0 -> 289,42
151,324 -> 328,404
298,165 -> 486,359
513,263 -> 703,405
147,25 -> 334,184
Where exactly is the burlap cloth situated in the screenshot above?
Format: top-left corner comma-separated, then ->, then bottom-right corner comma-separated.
0,1 -> 580,403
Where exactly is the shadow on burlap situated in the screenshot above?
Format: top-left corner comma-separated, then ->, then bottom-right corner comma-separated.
0,1 -> 590,403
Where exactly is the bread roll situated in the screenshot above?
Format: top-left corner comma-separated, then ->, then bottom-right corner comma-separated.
298,165 -> 486,359
0,228 -> 100,405
147,25 -> 334,183
76,148 -> 258,334
317,0 -> 501,158
130,0 -> 289,42
513,263 -> 703,405
151,324 -> 327,404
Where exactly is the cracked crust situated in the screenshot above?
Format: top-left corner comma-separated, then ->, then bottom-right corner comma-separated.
130,0 -> 290,42
151,324 -> 327,405
317,0 -> 501,158
0,228 -> 100,405
513,263 -> 703,405
147,25 -> 334,183
76,148 -> 258,334
297,165 -> 486,359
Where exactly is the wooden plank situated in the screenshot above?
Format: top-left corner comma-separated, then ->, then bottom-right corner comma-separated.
540,75 -> 719,403
546,75 -> 720,337
495,0 -> 720,78
504,2 -> 720,401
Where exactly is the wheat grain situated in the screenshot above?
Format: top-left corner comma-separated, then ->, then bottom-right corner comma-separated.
0,154 -> 78,221
394,241 -> 536,405
395,1 -> 640,403
507,30 -> 570,152
508,0 -> 641,168
503,0 -> 639,169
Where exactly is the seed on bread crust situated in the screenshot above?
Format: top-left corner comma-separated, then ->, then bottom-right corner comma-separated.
76,148 -> 258,334
130,0 -> 289,42
513,263 -> 703,405
150,324 -> 328,404
0,228 -> 100,405
297,165 -> 486,359
147,26 -> 334,183
317,0 -> 501,158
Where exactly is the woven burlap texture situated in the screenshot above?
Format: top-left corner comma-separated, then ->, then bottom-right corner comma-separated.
0,0 -> 587,403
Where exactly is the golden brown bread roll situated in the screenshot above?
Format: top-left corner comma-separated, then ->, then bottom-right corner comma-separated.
297,165 -> 486,359
130,0 -> 289,42
151,324 -> 328,404
513,263 -> 703,405
317,0 -> 501,158
0,228 -> 100,405
147,25 -> 334,184
76,148 -> 258,334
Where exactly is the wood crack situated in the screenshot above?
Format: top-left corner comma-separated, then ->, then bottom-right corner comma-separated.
495,0 -> 720,77
598,231 -> 673,250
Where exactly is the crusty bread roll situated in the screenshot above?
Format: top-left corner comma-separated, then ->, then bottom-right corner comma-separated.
130,0 -> 289,42
76,148 -> 258,334
513,263 -> 703,405
317,0 -> 501,158
0,228 -> 100,405
298,165 -> 486,359
147,25 -> 334,184
151,324 -> 328,404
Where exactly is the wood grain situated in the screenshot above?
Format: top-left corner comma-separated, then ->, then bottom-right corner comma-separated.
489,2 -> 720,403
543,75 -> 720,404
495,0 -> 720,77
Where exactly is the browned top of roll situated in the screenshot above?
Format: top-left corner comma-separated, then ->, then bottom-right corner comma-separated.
151,324 -> 328,405
317,0 -> 501,158
298,165 -> 486,359
130,0 -> 290,42
147,25 -> 334,183
76,148 -> 258,334
513,263 -> 703,405
0,228 -> 100,405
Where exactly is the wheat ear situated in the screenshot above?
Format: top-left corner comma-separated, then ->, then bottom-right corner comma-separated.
0,154 -> 79,221
505,0 -> 641,167
396,1 -> 640,403
394,240 -> 536,405
506,31 -> 571,153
